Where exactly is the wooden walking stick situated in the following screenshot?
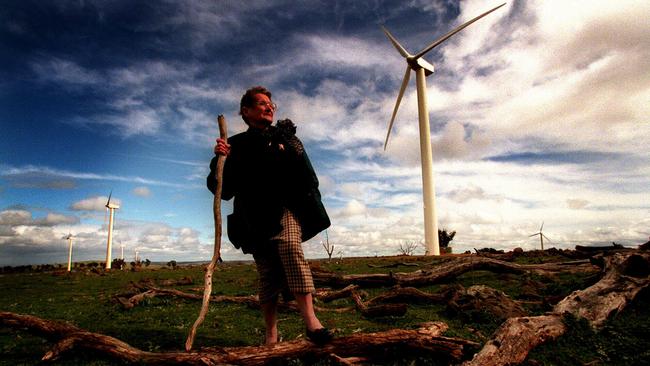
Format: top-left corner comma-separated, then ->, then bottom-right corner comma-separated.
185,115 -> 228,351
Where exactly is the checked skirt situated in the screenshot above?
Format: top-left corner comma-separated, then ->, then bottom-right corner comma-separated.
253,208 -> 315,304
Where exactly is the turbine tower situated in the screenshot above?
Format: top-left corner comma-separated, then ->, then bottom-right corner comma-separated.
529,222 -> 551,251
382,3 -> 506,256
66,233 -> 74,272
104,191 -> 120,269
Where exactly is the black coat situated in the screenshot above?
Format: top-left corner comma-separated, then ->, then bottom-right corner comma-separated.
207,126 -> 330,254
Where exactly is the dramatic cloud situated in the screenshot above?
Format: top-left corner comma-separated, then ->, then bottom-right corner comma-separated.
2,0 -> 649,265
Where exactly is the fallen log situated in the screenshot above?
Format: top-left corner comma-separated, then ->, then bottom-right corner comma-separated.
462,315 -> 566,366
350,289 -> 407,318
364,286 -> 447,306
0,312 -> 478,365
115,287 -> 258,310
315,285 -> 360,303
554,252 -> 650,327
575,243 -> 628,252
115,286 -> 352,313
463,251 -> 650,366
367,262 -> 420,268
312,257 -> 599,288
447,285 -> 527,322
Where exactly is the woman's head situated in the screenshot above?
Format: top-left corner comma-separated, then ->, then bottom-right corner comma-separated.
240,86 -> 275,128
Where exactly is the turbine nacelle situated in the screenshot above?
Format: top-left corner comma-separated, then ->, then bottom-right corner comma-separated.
407,57 -> 435,76
105,191 -> 120,210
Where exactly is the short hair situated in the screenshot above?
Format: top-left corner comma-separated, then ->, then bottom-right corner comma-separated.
239,86 -> 272,124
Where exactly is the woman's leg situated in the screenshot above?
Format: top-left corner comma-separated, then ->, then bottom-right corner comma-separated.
260,299 -> 279,344
275,209 -> 326,332
294,292 -> 323,332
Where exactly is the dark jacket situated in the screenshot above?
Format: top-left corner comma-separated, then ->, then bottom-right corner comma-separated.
207,124 -> 330,254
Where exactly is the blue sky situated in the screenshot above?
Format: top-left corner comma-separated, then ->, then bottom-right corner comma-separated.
1,0 -> 649,266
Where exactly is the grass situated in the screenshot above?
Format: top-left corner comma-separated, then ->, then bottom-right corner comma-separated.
1,255 -> 648,365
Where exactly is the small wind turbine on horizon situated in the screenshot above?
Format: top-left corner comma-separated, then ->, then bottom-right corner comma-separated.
382,3 -> 506,256
104,191 -> 120,269
65,232 -> 74,272
529,222 -> 552,251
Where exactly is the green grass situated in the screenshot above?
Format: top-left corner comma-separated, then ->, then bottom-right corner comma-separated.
1,255 -> 648,365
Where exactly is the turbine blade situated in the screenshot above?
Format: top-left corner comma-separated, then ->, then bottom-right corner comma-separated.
542,234 -> 552,242
384,65 -> 411,150
540,221 -> 544,231
381,26 -> 411,58
414,2 -> 506,60
106,190 -> 112,206
528,233 -> 538,237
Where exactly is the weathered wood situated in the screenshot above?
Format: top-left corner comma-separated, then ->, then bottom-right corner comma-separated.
464,251 -> 650,366
115,285 -> 351,313
350,289 -> 408,317
553,252 -> 650,327
462,315 -> 566,366
0,312 -> 478,365
312,257 -> 599,288
316,285 -> 360,303
186,115 -> 228,351
367,262 -> 420,268
364,286 -> 447,306
447,285 -> 527,321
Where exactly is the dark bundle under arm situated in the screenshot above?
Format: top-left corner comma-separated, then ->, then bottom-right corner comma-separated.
275,119 -> 304,156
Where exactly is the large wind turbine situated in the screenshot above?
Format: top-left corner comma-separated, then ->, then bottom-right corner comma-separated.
104,191 -> 120,269
529,222 -> 551,251
382,3 -> 506,256
66,233 -> 74,272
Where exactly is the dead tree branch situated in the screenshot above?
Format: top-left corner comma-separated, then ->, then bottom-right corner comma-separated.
0,312 -> 478,365
312,257 -> 599,288
464,252 -> 650,366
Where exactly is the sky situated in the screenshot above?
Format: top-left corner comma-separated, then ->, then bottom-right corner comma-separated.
1,0 -> 649,266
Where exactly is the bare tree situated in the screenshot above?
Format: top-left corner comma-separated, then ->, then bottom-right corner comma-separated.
322,231 -> 335,262
398,241 -> 420,256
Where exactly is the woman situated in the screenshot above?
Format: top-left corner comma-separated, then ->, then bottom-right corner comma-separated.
208,86 -> 332,345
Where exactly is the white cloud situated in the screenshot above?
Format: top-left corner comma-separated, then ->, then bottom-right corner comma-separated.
71,196 -> 120,212
566,199 -> 589,210
32,59 -> 102,86
132,186 -> 152,197
1,165 -> 193,189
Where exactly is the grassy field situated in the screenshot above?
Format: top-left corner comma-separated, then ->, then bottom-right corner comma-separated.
1,254 -> 649,365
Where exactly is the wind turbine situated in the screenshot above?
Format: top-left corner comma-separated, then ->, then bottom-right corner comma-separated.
65,232 -> 74,272
529,222 -> 551,251
382,3 -> 506,256
104,191 -> 120,269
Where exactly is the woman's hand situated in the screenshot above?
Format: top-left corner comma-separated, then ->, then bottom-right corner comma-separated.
214,138 -> 231,156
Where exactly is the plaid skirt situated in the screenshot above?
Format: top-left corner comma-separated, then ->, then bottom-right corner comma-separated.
253,208 -> 315,304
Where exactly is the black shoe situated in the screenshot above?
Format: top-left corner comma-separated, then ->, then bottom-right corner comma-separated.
306,327 -> 334,345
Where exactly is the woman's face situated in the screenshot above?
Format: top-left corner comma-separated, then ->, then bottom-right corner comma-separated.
242,93 -> 275,129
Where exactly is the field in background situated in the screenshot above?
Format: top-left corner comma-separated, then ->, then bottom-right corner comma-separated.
1,254 -> 649,365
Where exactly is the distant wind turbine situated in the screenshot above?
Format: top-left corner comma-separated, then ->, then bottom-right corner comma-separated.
382,3 -> 506,256
104,191 -> 120,269
529,222 -> 552,251
65,232 -> 74,272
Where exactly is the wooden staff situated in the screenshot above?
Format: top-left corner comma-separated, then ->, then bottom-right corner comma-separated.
185,114 -> 228,351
